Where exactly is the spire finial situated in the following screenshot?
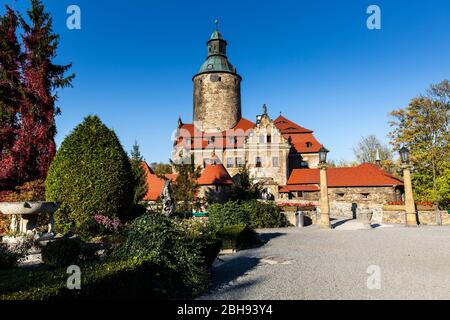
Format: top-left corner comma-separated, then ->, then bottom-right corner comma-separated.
375,148 -> 381,165
262,104 -> 268,115
214,19 -> 219,31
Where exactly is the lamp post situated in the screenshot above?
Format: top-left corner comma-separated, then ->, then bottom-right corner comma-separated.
399,147 -> 418,226
318,146 -> 331,229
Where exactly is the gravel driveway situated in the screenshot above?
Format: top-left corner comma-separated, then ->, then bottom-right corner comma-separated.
200,220 -> 450,300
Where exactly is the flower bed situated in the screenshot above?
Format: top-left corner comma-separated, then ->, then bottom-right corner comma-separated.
277,202 -> 317,212
384,201 -> 435,211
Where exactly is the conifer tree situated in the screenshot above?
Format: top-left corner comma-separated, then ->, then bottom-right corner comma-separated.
130,141 -> 148,204
170,155 -> 202,213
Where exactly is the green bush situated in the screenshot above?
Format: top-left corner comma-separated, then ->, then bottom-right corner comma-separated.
176,219 -> 222,268
243,200 -> 284,229
208,200 -> 248,228
113,214 -> 208,297
216,224 -> 261,250
208,200 -> 284,229
41,238 -> 82,268
45,115 -> 134,237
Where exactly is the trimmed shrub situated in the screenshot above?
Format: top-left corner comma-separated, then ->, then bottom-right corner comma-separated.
45,116 -> 134,237
242,200 -> 284,229
41,238 -> 81,268
208,200 -> 248,229
216,225 -> 261,250
208,200 -> 284,229
176,219 -> 221,268
113,214 -> 208,297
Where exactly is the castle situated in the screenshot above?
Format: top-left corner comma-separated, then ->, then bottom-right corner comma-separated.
144,23 -> 404,219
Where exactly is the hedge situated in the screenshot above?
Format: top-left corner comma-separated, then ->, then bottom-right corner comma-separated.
45,115 -> 134,237
208,200 -> 284,229
216,225 -> 261,250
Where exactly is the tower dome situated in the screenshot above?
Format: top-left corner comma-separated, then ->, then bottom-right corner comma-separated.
193,21 -> 242,132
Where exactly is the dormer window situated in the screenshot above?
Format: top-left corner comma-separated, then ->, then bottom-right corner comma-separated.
306,142 -> 312,148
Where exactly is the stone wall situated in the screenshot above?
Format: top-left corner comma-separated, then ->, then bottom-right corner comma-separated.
382,210 -> 450,225
193,73 -> 241,132
198,185 -> 230,204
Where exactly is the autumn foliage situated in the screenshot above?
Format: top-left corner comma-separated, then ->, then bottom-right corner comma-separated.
0,1 -> 74,190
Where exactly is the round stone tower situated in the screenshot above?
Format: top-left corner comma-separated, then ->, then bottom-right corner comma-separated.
193,21 -> 242,132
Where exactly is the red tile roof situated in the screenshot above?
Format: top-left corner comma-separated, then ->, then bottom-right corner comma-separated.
142,159 -> 233,201
287,163 -> 403,187
176,117 -> 255,150
274,115 -> 313,134
286,132 -> 322,153
176,116 -> 322,154
197,160 -> 233,185
141,162 -> 177,201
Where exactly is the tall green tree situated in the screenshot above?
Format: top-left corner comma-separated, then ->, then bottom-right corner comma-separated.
389,80 -> 450,210
170,155 -> 202,213
129,141 -> 147,204
229,162 -> 260,201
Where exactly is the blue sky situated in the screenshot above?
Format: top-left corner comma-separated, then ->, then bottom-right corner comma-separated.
4,0 -> 450,163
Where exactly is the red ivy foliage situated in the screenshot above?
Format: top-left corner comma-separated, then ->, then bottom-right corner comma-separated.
0,1 -> 74,190
386,201 -> 434,207
277,202 -> 317,208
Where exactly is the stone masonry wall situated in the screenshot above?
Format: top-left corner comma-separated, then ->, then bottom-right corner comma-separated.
193,73 -> 241,132
382,210 -> 450,225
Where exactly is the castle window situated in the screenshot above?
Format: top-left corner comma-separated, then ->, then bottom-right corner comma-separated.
306,142 -> 312,148
272,157 -> 279,167
185,138 -> 192,147
228,137 -> 234,145
337,193 -> 345,199
259,135 -> 265,144
256,157 -> 262,168
267,135 -> 272,143
236,157 -> 243,167
361,193 -> 370,200
226,157 -> 234,168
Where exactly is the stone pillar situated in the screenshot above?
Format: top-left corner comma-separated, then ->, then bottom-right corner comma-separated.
402,164 -> 418,226
318,163 -> 331,229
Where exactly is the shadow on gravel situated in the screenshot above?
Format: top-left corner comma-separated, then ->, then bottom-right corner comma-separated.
209,256 -> 260,292
331,218 -> 353,228
258,232 -> 285,245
